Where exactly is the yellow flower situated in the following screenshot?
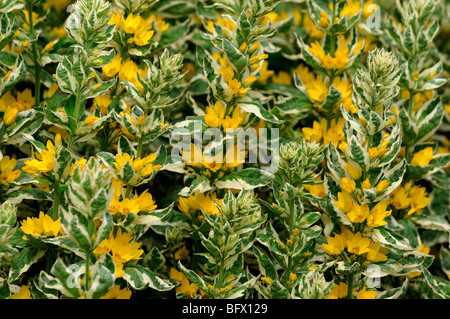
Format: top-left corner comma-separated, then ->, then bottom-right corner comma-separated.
84,114 -> 100,126
308,41 -> 349,70
178,191 -> 223,217
333,45 -> 350,69
23,135 -> 61,175
102,54 -> 122,78
334,191 -> 353,213
169,268 -> 199,297
204,100 -> 226,128
93,93 -> 111,115
133,24 -> 154,46
20,211 -> 64,238
48,26 -> 67,39
332,77 -> 356,113
222,106 -> 247,130
121,13 -> 144,34
366,200 -> 392,227
344,162 -> 362,180
118,60 -> 146,92
302,117 -> 345,147
249,54 -> 268,65
10,285 -> 32,299
390,185 -> 412,210
301,12 -> 324,38
376,179 -> 390,193
94,228 -> 143,278
223,143 -> 247,170
361,178 -> 371,189
133,190 -> 157,212
272,71 -> 292,85
366,241 -> 388,262
319,12 -> 328,27
260,277 -> 272,285
114,153 -> 160,177
347,202 -> 370,223
323,232 -> 346,255
3,106 -> 19,125
174,246 -> 190,260
411,147 -> 436,166
0,156 -> 21,186
309,41 -> 325,62
70,157 -> 87,175
356,287 -> 377,299
108,9 -> 122,29
346,232 -> 372,255
407,185 -> 431,216
100,285 -> 132,299
108,179 -> 157,215
257,60 -> 274,84
325,282 -> 349,299
341,177 -> 356,193
303,180 -> 326,198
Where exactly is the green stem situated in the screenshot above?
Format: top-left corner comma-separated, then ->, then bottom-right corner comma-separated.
85,251 -> 91,292
67,89 -> 83,150
28,4 -> 41,106
73,89 -> 83,126
346,272 -> 354,299
283,198 -> 295,286
216,234 -> 229,294
136,138 -> 143,159
52,186 -> 60,220
124,185 -> 133,199
330,1 -> 337,56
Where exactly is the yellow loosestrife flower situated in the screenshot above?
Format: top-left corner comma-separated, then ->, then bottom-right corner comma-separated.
10,285 -> 32,299
3,106 -> 19,125
411,147 -> 436,166
102,54 -> 122,78
169,268 -> 199,297
0,156 -> 21,186
94,228 -> 143,278
347,202 -> 370,223
100,285 -> 132,299
178,191 -> 223,217
341,177 -> 356,193
23,135 -> 61,175
20,211 -> 64,238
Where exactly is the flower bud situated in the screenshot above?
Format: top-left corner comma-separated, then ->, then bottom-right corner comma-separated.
0,201 -> 17,227
293,270 -> 333,299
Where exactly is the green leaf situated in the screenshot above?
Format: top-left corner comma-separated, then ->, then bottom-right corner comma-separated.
216,168 -> 273,190
8,248 -> 45,283
238,101 -> 281,124
122,265 -> 175,291
222,38 -> 247,72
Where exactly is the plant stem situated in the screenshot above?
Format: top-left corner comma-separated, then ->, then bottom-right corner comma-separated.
284,198 -> 295,286
73,88 -> 83,125
124,184 -> 133,199
136,137 -> 143,159
216,234 -> 229,294
330,1 -> 337,56
52,186 -> 60,220
346,272 -> 354,299
28,3 -> 41,106
85,251 -> 91,291
67,89 -> 83,150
